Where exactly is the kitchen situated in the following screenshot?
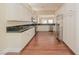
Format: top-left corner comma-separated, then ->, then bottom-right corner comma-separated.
0,3 -> 79,55
5,3 -> 61,54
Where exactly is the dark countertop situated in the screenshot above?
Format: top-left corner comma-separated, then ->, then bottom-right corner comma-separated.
7,23 -> 59,33
26,23 -> 59,25
7,26 -> 34,33
35,24 -> 58,25
7,23 -> 59,27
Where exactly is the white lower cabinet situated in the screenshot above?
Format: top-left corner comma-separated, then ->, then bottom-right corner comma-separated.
36,25 -> 50,31
21,27 -> 35,49
6,27 -> 35,52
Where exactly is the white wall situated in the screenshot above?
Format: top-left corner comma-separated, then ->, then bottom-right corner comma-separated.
63,4 -> 76,54
75,4 -> 79,54
0,4 -> 6,52
55,3 -> 77,54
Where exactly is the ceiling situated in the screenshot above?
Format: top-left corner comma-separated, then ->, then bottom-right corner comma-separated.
29,3 -> 63,12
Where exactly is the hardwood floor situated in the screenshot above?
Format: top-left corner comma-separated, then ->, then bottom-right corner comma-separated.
20,31 -> 73,55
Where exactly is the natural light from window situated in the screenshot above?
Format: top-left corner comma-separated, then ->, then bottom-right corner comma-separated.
48,19 -> 53,24
41,19 -> 48,24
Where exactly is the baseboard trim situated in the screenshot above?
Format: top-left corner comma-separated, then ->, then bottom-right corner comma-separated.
62,41 -> 75,55
0,50 -> 8,55
56,36 -> 75,55
20,33 -> 37,53
4,48 -> 21,52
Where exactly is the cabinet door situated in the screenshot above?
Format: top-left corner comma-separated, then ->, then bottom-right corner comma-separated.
25,27 -> 35,42
6,4 -> 32,21
37,25 -> 50,31
6,33 -> 23,52
22,27 -> 35,47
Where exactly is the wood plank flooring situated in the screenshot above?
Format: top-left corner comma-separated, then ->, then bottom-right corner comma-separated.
20,31 -> 73,55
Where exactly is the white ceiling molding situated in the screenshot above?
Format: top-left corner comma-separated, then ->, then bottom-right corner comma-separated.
21,3 -> 33,12
29,3 -> 63,12
39,15 -> 54,17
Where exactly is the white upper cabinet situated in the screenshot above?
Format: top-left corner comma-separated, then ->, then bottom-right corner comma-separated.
5,4 -> 33,21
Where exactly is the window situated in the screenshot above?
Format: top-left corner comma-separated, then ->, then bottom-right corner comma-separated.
40,19 -> 54,24
41,19 -> 48,24
48,19 -> 53,24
